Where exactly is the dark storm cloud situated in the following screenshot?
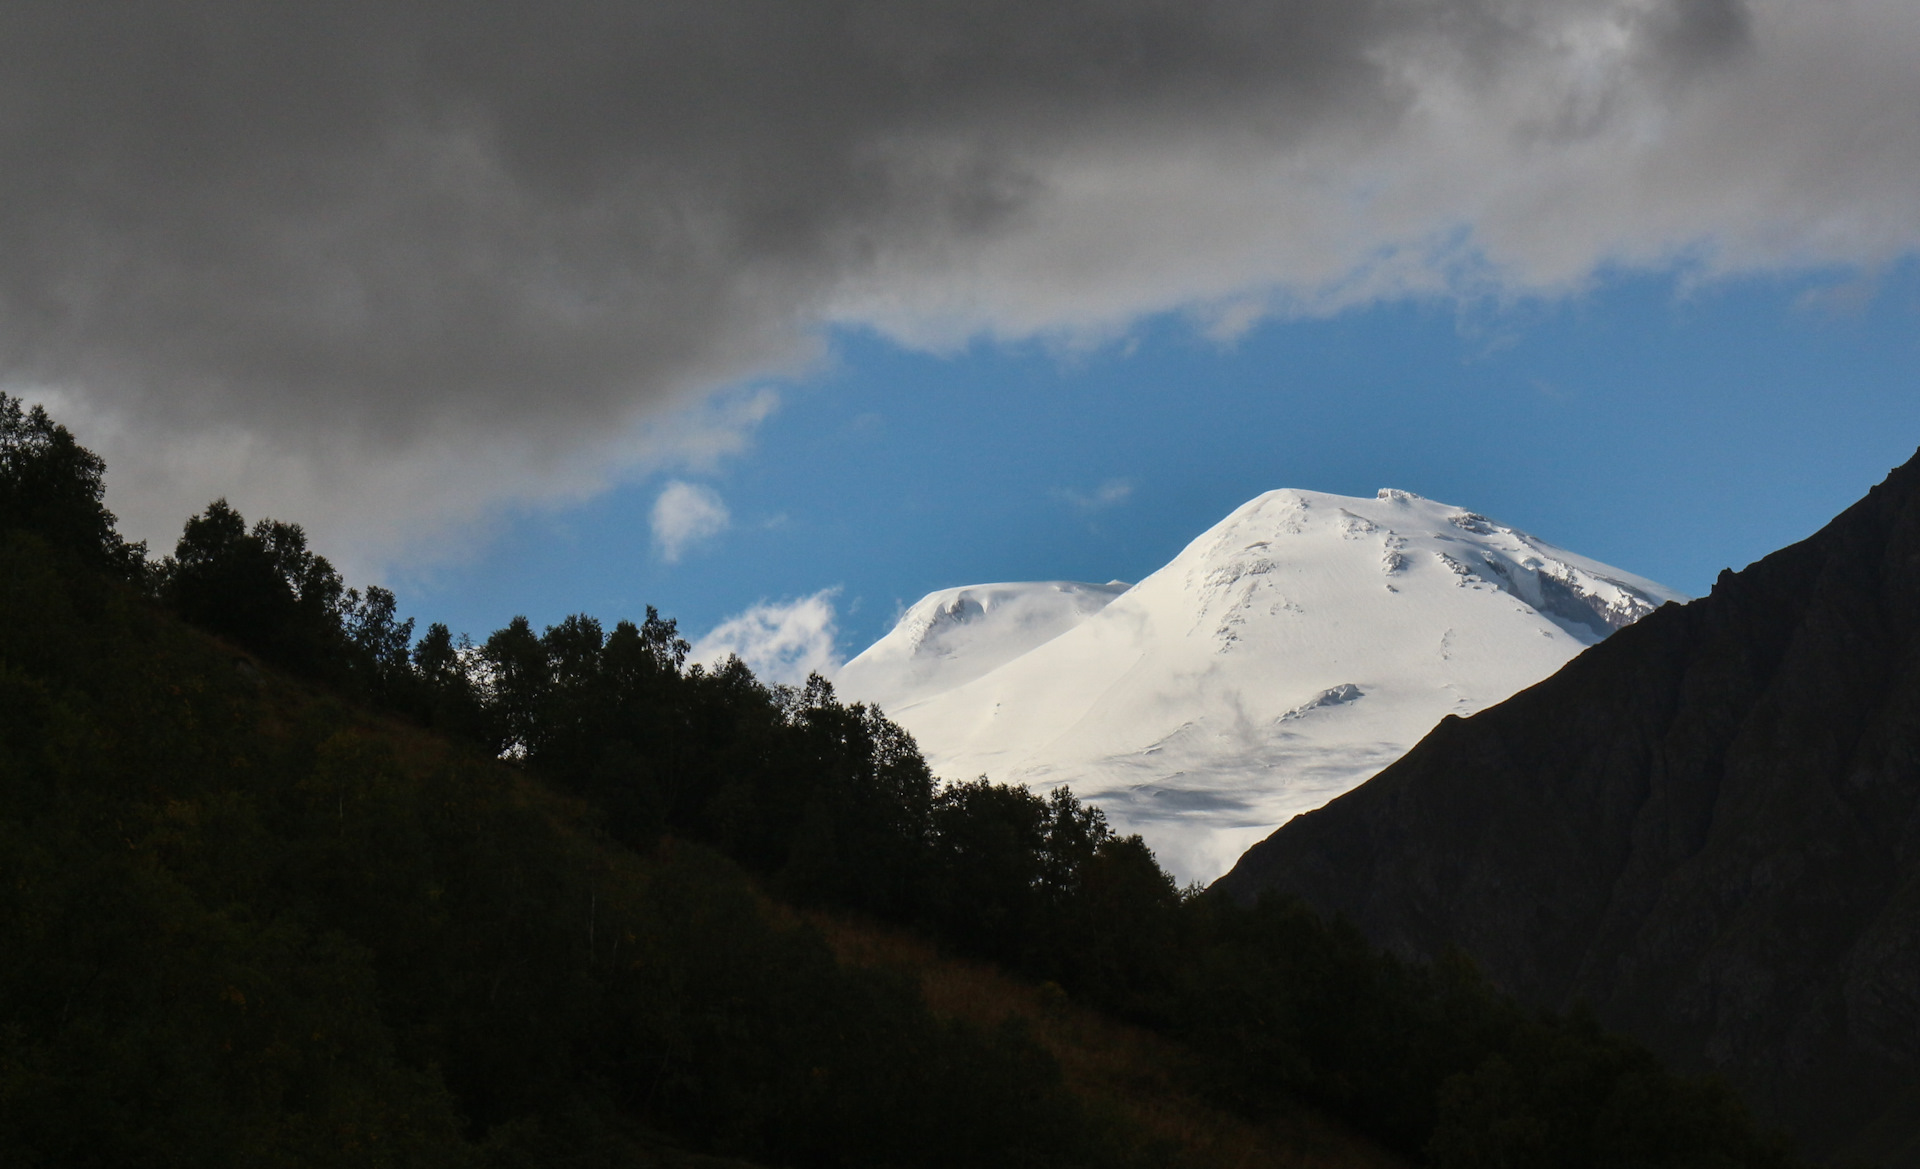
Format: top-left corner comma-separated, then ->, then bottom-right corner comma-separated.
2,0 -> 1910,563
0,0 -> 1403,442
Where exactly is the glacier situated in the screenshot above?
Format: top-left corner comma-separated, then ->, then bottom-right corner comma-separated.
836,489 -> 1685,886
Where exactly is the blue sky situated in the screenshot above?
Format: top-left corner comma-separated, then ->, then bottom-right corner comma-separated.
398,261 -> 1920,664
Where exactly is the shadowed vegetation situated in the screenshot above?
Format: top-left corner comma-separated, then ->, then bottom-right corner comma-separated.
0,392 -> 1808,1167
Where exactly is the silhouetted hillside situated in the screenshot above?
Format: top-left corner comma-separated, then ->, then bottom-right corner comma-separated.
1221,450 -> 1920,1166
1,392 -> 1804,1167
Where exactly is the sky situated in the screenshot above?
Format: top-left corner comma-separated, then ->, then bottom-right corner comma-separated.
398,262 -> 1920,676
3,1 -> 1918,680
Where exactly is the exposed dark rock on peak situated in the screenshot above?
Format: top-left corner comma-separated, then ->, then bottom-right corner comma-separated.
1217,449 -> 1920,1166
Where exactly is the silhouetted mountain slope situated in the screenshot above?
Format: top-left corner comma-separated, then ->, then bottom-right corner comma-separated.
1219,451 -> 1920,1166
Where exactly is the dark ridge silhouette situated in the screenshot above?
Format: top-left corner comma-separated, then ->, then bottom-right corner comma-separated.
1219,449 -> 1920,1166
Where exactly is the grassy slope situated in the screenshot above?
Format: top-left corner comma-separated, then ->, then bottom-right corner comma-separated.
807,909 -> 1407,1169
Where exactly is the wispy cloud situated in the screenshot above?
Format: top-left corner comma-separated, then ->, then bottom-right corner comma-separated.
691,589 -> 842,685
1793,275 -> 1882,320
650,481 -> 730,563
1054,478 -> 1135,513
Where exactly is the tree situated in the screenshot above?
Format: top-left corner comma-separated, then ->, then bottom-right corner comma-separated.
413,622 -> 483,736
344,584 -> 416,704
0,391 -> 144,576
158,499 -> 348,675
480,615 -> 550,758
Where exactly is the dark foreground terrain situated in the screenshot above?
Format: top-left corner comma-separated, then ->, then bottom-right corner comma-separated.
2,393 -> 1802,1167
1223,450 -> 1920,1166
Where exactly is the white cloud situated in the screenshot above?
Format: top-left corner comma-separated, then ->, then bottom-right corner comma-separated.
650,480 -> 731,563
1055,478 -> 1135,512
691,589 -> 843,686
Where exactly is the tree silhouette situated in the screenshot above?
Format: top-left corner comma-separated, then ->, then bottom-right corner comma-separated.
159,499 -> 347,676
0,391 -> 144,576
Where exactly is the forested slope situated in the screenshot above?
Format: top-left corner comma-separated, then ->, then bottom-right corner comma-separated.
0,394 -> 1805,1168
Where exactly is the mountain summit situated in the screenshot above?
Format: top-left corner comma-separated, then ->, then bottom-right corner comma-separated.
839,488 -> 1682,882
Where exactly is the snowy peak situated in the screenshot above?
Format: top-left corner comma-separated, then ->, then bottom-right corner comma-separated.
837,488 -> 1683,885
1181,487 -> 1675,647
838,580 -> 1129,711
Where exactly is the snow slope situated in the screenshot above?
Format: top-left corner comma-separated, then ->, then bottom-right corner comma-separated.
837,489 -> 1685,885
836,580 -> 1131,710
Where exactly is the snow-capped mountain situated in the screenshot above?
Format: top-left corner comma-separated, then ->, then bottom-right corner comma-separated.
836,489 -> 1685,885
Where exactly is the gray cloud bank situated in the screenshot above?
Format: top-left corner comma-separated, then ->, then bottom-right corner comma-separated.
2,1 -> 1914,567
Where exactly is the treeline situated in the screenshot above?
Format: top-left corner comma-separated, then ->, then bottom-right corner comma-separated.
0,392 -> 1808,1168
0,398 -> 1127,1168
